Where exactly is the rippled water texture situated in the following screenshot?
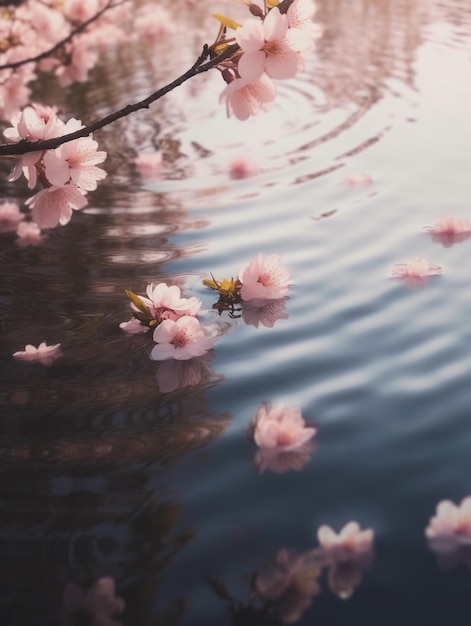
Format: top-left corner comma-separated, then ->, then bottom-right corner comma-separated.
2,1 -> 471,624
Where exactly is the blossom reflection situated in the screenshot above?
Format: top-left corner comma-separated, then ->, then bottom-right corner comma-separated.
63,577 -> 124,626
241,298 -> 289,329
155,353 -> 222,393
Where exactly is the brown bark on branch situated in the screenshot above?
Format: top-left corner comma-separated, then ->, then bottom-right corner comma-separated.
0,43 -> 239,157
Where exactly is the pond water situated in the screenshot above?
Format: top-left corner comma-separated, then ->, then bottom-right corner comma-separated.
2,0 -> 471,624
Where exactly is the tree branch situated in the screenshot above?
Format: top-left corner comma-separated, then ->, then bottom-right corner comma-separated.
0,43 -> 239,157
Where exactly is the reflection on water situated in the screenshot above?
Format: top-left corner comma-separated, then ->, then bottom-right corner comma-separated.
2,0 -> 471,624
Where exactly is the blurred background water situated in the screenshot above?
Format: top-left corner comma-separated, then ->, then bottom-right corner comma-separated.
2,0 -> 471,624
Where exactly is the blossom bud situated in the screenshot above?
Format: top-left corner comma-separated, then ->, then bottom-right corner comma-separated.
249,4 -> 264,18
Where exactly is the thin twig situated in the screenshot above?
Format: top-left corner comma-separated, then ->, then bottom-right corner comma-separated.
0,0 -> 128,72
0,43 -> 239,157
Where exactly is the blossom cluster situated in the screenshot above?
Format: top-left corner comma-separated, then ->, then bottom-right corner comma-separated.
216,0 -> 320,120
120,282 -> 213,361
4,104 -> 106,228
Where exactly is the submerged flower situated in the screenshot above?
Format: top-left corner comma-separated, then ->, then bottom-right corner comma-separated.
150,316 -> 213,361
253,402 -> 316,451
342,173 -> 373,187
391,257 -> 442,279
239,253 -> 290,301
219,74 -> 276,121
16,220 -> 43,247
255,548 -> 322,624
13,341 -> 61,366
63,577 -> 124,626
134,152 -> 163,177
0,201 -> 23,232
228,154 -> 258,180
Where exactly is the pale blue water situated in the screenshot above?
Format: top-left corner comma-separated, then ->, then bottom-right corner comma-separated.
2,1 -> 471,624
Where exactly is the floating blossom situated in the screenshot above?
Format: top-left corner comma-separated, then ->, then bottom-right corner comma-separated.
391,257 -> 442,279
219,75 -> 277,121
253,402 -> 316,452
236,8 -> 302,81
145,282 -> 201,320
425,497 -> 471,569
63,577 -> 124,626
151,316 -> 213,361
0,201 -> 23,233
13,341 -> 61,366
255,548 -> 322,624
341,173 -> 373,187
424,215 -> 471,247
228,154 -> 258,180
25,184 -> 88,229
239,253 -> 290,301
16,220 -> 43,247
317,521 -> 374,600
119,317 -> 150,334
317,522 -> 374,564
134,152 -> 163,177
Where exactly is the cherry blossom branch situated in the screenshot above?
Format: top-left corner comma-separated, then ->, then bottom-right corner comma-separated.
0,0 -> 127,72
0,43 -> 239,157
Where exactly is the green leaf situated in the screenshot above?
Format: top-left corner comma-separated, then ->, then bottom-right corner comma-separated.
125,290 -> 150,315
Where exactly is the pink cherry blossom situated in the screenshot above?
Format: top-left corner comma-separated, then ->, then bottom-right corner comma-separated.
63,577 -> 124,626
16,220 -> 44,247
64,0 -> 99,22
0,201 -> 23,232
239,253 -> 290,301
228,154 -> 258,180
342,173 -> 373,187
219,74 -> 276,121
425,497 -> 471,556
236,8 -> 302,81
391,257 -> 442,279
43,128 -> 107,191
119,318 -> 150,334
150,316 -> 213,361
4,106 -> 66,189
144,282 -> 202,320
134,5 -> 176,41
255,548 -> 321,624
287,0 -> 322,50
25,184 -> 88,228
13,341 -> 61,366
424,215 -> 471,247
134,152 -> 163,177
253,402 -> 316,452
317,521 -> 374,564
